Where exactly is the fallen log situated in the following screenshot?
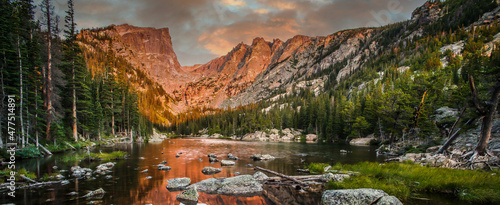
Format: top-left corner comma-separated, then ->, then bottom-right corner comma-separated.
267,175 -> 323,181
20,175 -> 36,183
254,166 -> 308,187
64,142 -> 77,150
29,138 -> 52,155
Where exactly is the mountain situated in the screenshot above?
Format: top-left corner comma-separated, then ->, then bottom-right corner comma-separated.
78,0 -> 500,125
78,24 -> 190,125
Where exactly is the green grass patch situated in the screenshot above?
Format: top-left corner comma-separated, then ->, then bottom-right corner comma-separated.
308,163 -> 330,174
88,151 -> 127,161
0,168 -> 37,183
327,161 -> 500,204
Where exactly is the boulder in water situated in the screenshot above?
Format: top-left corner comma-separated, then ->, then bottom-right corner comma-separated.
221,160 -> 236,166
176,188 -> 199,205
167,177 -> 191,190
187,175 -> 262,196
201,167 -> 222,175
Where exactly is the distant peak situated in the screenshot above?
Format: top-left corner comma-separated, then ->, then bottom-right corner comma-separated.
252,37 -> 266,45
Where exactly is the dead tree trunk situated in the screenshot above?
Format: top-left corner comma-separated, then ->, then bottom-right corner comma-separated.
437,108 -> 466,154
475,80 -> 500,155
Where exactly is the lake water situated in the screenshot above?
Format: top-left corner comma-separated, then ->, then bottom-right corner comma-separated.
2,138 -> 431,204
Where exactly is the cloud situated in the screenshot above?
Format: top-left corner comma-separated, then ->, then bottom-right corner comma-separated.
33,0 -> 427,66
254,9 -> 270,14
222,0 -> 246,7
198,11 -> 301,56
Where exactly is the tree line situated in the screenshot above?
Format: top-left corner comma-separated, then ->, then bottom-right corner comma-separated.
169,1 -> 500,156
0,0 -> 153,151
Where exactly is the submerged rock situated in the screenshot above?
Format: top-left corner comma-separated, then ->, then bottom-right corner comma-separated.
67,192 -> 77,196
187,175 -> 263,196
141,169 -> 149,173
221,160 -> 236,166
158,165 -> 172,170
176,188 -> 199,205
227,153 -> 239,160
322,188 -> 402,205
61,180 -> 70,185
167,177 -> 191,190
83,188 -> 106,199
209,157 -> 219,163
94,162 -> 115,175
71,166 -> 92,178
250,154 -> 275,161
208,154 -> 217,158
201,167 -> 222,175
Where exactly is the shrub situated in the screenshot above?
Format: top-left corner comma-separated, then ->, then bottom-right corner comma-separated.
308,163 -> 330,174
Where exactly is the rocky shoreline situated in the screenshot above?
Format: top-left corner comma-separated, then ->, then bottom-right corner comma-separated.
197,128 -> 319,142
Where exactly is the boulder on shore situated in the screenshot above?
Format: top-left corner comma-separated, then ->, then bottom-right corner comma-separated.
167,177 -> 191,190
322,188 -> 402,205
186,175 -> 262,196
349,137 -> 376,146
306,134 -> 318,142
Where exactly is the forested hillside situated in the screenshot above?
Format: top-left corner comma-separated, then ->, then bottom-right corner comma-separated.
169,0 -> 500,156
0,0 -> 154,153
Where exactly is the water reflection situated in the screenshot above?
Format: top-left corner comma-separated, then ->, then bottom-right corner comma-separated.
2,138 -> 382,204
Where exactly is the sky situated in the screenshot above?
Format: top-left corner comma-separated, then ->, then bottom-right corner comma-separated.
36,0 -> 427,66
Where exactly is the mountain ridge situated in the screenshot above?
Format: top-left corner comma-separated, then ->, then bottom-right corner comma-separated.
78,0 -> 500,122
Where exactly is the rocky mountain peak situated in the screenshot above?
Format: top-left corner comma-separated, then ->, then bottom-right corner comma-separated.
410,1 -> 443,26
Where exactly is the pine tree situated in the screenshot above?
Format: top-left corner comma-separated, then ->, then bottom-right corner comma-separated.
39,0 -> 56,140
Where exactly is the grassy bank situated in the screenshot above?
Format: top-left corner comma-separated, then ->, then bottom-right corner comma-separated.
324,161 -> 500,204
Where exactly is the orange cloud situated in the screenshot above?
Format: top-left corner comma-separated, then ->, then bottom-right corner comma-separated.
254,8 -> 270,14
221,0 -> 246,7
198,17 -> 300,56
257,0 -> 296,10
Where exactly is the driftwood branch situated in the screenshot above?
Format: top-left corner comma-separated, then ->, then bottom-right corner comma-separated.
254,166 -> 308,187
267,175 -> 323,181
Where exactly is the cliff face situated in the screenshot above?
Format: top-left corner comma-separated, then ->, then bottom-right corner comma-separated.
79,24 -> 194,94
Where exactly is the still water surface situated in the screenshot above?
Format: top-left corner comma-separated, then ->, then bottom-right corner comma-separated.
3,138 -> 386,204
